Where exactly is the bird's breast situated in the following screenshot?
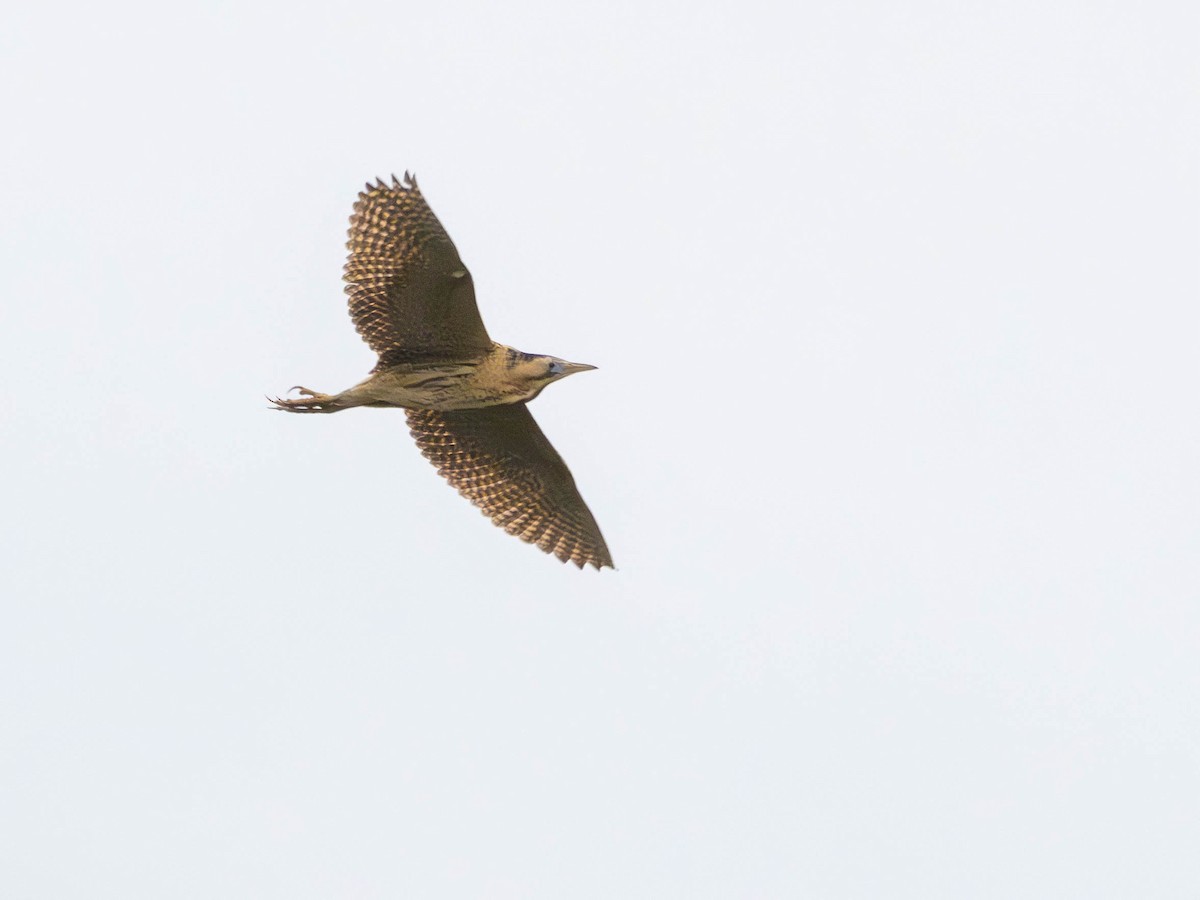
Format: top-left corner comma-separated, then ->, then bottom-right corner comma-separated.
365,360 -> 527,411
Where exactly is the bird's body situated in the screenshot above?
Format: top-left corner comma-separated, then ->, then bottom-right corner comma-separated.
271,173 -> 612,569
278,342 -> 594,413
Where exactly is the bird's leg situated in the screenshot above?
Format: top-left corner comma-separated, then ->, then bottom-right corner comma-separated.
268,386 -> 343,413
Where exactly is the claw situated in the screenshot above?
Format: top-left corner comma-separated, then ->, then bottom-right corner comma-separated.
268,385 -> 334,413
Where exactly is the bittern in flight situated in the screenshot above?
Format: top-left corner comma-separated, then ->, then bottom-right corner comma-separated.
270,173 -> 612,569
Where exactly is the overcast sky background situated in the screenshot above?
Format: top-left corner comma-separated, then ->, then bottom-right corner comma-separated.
1,1 -> 1197,897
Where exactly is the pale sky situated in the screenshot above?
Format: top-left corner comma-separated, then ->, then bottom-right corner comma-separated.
2,1 -> 1198,897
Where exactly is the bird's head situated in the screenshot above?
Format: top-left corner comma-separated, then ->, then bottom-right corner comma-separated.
508,352 -> 597,401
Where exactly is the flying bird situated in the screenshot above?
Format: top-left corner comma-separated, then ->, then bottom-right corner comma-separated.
270,173 -> 612,569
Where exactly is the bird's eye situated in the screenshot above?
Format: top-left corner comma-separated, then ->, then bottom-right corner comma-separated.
548,361 -> 564,376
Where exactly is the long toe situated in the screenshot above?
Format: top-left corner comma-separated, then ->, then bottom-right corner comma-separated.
269,388 -> 336,413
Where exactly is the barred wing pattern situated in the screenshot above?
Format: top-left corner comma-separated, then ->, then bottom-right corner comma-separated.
345,173 -> 492,366
407,405 -> 612,569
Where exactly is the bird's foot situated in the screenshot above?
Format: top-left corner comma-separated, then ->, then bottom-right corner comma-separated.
268,386 -> 338,413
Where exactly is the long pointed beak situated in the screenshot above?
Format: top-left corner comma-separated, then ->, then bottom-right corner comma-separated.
560,361 -> 597,376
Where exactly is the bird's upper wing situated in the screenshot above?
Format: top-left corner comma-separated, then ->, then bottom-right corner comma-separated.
406,405 -> 612,569
345,173 -> 492,366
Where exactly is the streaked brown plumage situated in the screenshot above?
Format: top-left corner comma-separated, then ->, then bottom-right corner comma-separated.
270,173 -> 612,570
407,406 -> 611,569
345,174 -> 491,367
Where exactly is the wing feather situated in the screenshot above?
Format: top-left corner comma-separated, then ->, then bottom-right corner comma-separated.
406,405 -> 613,569
344,173 -> 492,366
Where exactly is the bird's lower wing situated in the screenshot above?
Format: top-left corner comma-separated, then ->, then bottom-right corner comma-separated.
406,405 -> 612,569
